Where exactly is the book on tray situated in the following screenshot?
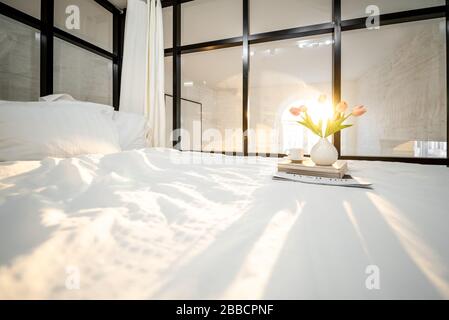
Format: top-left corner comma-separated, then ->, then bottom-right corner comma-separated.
273,171 -> 372,189
275,158 -> 372,188
277,158 -> 348,179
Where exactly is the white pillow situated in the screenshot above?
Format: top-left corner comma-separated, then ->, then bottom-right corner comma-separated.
1,99 -> 114,113
39,93 -> 76,102
52,100 -> 115,113
0,101 -> 121,161
113,111 -> 149,150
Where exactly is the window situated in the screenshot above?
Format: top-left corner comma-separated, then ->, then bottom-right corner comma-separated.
341,19 -> 447,158
250,0 -> 332,34
1,0 -> 119,107
163,6 -> 173,49
165,57 -> 173,147
342,0 -> 445,20
54,0 -> 113,52
181,0 -> 242,45
0,0 -> 41,19
54,39 -> 113,105
0,15 -> 40,101
181,47 -> 243,152
168,1 -> 447,163
249,36 -> 333,154
165,57 -> 204,151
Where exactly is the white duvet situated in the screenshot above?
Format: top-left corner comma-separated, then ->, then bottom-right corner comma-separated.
0,148 -> 448,299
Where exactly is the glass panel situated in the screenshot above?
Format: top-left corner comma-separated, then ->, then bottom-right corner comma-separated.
249,35 -> 333,155
54,38 -> 113,105
0,15 -> 40,101
165,58 -> 202,151
182,47 -> 243,152
341,19 -> 447,158
0,0 -> 41,19
165,57 -> 173,95
342,0 -> 444,20
163,6 -> 172,49
250,0 -> 332,34
165,57 -> 173,147
54,0 -> 113,52
181,0 -> 242,45
166,95 -> 202,151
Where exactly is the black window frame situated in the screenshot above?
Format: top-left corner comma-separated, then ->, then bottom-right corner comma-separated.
164,0 -> 449,166
0,0 -> 125,110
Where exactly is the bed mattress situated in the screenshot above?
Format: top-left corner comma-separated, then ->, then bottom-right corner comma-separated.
0,148 -> 448,299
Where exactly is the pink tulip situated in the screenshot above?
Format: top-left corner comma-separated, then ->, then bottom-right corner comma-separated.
336,101 -> 348,113
289,105 -> 307,116
352,105 -> 367,117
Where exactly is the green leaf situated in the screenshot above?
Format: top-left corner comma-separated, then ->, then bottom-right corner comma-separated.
297,120 -> 316,136
298,113 -> 323,137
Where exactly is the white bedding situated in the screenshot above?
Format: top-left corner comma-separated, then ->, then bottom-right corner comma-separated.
0,148 -> 448,299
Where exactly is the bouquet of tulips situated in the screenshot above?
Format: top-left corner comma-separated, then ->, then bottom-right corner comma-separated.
289,101 -> 367,138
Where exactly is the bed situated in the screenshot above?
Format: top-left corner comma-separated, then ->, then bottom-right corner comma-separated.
1,148 -> 449,299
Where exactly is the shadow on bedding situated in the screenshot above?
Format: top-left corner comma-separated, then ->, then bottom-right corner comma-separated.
1,150 -> 448,299
0,197 -> 56,266
153,182 -> 448,299
0,157 -> 94,267
262,188 -> 448,299
151,181 -> 302,299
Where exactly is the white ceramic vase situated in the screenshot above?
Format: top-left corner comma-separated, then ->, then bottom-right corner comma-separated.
310,138 -> 338,166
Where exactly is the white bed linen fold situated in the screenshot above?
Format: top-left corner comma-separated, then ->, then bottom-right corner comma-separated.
0,149 -> 448,299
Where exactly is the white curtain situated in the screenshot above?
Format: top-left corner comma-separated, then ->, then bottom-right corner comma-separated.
120,0 -> 166,147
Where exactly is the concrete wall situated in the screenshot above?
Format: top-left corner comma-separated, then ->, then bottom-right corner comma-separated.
342,20 -> 446,157
0,15 -> 40,101
0,0 -> 113,104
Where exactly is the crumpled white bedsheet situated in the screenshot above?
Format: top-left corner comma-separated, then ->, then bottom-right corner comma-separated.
0,148 -> 448,299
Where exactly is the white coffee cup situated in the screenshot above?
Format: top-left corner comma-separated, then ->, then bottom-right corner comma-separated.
289,148 -> 304,161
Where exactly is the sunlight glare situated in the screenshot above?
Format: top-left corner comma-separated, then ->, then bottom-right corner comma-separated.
307,95 -> 334,135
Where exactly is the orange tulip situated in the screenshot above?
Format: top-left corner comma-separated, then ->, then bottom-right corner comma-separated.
289,105 -> 307,116
336,101 -> 348,113
352,105 -> 367,117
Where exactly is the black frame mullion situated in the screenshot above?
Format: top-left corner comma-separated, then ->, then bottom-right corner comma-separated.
332,0 -> 341,155
242,0 -> 249,156
112,9 -> 125,110
94,0 -> 124,110
40,0 -> 54,97
173,0 -> 182,149
95,0 -> 122,15
53,28 -> 115,60
249,22 -> 334,44
180,37 -> 243,54
339,156 -> 447,166
447,0 -> 449,167
0,2 -> 41,29
162,0 -> 194,7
